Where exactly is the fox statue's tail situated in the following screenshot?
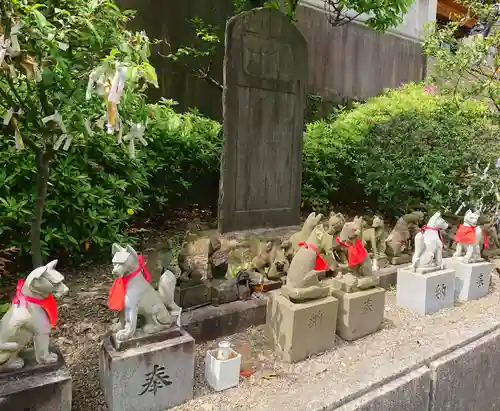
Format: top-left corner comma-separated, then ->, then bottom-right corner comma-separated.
158,270 -> 182,327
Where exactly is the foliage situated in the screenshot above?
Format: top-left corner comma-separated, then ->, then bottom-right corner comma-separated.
0,246 -> 17,278
303,83 -> 500,215
323,0 -> 413,31
0,0 -> 157,267
0,98 -> 221,263
424,0 -> 500,115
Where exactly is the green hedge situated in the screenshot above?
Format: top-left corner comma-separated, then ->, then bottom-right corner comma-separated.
1,83 -> 498,263
303,83 -> 500,214
0,99 -> 221,263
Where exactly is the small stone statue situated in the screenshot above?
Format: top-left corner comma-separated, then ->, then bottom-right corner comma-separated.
177,241 -> 204,283
289,212 -> 323,253
386,211 -> 425,263
411,211 -> 448,271
482,223 -> 500,258
453,209 -> 486,263
267,240 -> 291,281
0,260 -> 69,372
362,215 -> 387,271
336,217 -> 379,292
207,235 -> 229,279
281,224 -> 330,303
108,244 -> 181,341
320,212 -> 347,266
251,240 -> 278,274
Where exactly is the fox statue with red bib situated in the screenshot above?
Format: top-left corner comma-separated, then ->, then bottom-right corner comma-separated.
0,260 -> 69,372
108,244 -> 180,341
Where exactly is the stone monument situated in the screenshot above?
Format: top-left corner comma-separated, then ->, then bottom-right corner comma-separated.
99,244 -> 195,411
218,7 -> 308,233
397,211 -> 456,315
444,209 -> 493,301
266,224 -> 338,362
329,217 -> 386,341
0,260 -> 72,410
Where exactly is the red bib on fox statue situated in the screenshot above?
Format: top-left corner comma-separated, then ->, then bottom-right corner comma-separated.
336,237 -> 369,267
455,225 -> 488,248
297,242 -> 329,271
13,279 -> 58,328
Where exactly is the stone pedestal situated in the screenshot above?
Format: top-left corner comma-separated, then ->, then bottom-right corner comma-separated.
265,293 -> 338,363
0,347 -> 71,411
397,267 -> 455,315
174,283 -> 210,309
99,327 -> 195,411
444,259 -> 493,301
331,287 -> 386,341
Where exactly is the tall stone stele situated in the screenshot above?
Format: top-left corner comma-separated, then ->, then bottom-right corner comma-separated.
443,209 -> 494,302
218,7 -> 308,233
266,223 -> 339,363
99,244 -> 195,411
0,260 -> 72,411
397,211 -> 456,315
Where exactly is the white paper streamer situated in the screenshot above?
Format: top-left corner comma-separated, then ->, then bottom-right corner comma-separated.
9,21 -> 24,55
123,122 -> 147,158
42,111 -> 67,133
62,135 -> 72,151
107,65 -> 127,104
84,119 -> 94,137
53,134 -> 66,150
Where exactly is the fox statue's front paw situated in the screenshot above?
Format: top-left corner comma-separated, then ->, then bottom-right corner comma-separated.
115,328 -> 134,341
39,352 -> 58,364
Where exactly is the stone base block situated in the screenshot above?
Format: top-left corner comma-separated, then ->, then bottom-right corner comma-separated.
0,347 -> 71,411
443,258 -> 493,301
175,283 -> 210,310
331,287 -> 386,341
99,329 -> 195,411
397,268 -> 455,315
389,255 -> 412,265
266,293 -> 338,363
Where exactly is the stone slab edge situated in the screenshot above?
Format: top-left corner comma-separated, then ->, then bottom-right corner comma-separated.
180,298 -> 267,342
304,322 -> 500,411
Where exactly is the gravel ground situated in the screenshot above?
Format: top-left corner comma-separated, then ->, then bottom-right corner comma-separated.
55,263 -> 500,411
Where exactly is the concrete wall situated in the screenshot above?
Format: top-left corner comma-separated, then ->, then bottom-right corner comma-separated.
336,325 -> 500,411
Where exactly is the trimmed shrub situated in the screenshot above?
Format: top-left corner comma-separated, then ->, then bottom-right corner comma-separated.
302,83 -> 500,215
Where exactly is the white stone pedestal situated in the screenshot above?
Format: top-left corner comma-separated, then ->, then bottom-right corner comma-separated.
99,327 -> 195,411
397,267 -> 455,315
205,348 -> 241,391
266,292 -> 338,363
0,347 -> 71,411
444,259 -> 493,301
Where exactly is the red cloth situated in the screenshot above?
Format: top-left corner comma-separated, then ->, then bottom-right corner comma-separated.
483,232 -> 488,249
455,225 -> 477,244
13,279 -> 58,328
297,242 -> 329,271
336,237 -> 368,267
108,254 -> 151,311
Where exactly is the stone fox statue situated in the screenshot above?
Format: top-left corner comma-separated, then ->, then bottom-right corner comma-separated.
453,209 -> 485,263
411,211 -> 448,271
109,244 -> 181,341
0,260 -> 69,372
281,225 -> 330,303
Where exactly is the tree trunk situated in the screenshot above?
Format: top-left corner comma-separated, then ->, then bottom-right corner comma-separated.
30,150 -> 52,268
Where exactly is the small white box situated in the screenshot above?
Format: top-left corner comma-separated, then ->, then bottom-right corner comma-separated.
444,259 -> 493,301
397,267 -> 455,315
205,349 -> 241,391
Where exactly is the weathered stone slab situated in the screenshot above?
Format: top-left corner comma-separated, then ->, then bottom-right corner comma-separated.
0,347 -> 71,411
397,267 -> 455,315
181,298 -> 266,343
218,8 -> 308,233
443,258 -> 493,301
174,283 -> 210,310
336,366 -> 431,411
332,287 -> 386,341
99,329 -> 195,411
266,292 -> 338,362
429,328 -> 500,411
